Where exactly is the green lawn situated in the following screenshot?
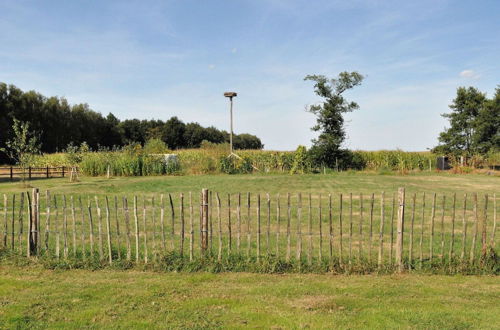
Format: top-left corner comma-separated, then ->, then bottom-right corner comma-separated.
0,264 -> 499,329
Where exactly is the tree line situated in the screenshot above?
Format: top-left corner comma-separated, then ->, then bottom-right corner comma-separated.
0,83 -> 263,163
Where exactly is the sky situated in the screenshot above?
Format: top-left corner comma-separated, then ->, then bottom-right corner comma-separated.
1,0 -> 499,151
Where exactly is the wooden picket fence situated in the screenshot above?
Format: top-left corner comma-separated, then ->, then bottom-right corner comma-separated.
1,188 -> 498,272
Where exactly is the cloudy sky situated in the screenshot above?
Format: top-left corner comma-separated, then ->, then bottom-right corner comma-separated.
1,0 -> 499,150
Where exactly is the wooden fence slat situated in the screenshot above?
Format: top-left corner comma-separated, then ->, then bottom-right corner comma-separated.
159,194 -> 165,252
440,195 -> 446,264
216,192 -> 222,261
307,193 -> 312,265
389,193 -> 395,265
449,193 -> 456,261
429,193 -> 436,262
246,192 -> 251,259
359,193 -> 363,262
378,192 -> 385,268
114,196 -> 121,259
123,197 -> 131,261
237,193 -> 242,254
318,193 -> 323,263
55,195 -> 61,258
79,196 -> 85,259
419,193 -> 426,268
481,194 -> 488,257
409,193 -> 416,267
151,196 -> 156,260
368,193 -> 374,264
266,193 -> 271,255
134,196 -> 139,262
95,196 -> 104,260
491,193 -> 496,247
328,194 -> 333,263
276,193 -> 280,257
105,196 -> 112,264
349,193 -> 353,265
17,193 -> 25,254
396,188 -> 405,272
257,194 -> 261,261
71,196 -> 77,257
460,194 -> 467,262
286,193 -> 291,262
63,195 -> 68,258
470,193 -> 478,263
296,193 -> 302,261
169,194 -> 175,251
142,196 -> 148,263
228,194 -> 232,255
180,193 -> 185,257
10,194 -> 15,249
339,193 -> 343,266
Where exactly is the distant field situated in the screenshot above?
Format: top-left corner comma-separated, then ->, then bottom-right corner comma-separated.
0,264 -> 499,329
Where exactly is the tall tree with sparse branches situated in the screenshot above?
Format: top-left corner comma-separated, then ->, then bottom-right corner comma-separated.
304,71 -> 364,167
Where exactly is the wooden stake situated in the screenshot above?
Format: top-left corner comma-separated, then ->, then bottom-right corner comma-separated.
378,192 -> 385,268
368,193 -> 374,264
105,196 -> 112,264
296,193 -> 302,261
95,196 -> 104,260
201,189 -> 209,255
63,195 -> 68,258
71,196 -> 77,257
134,196 -> 139,262
481,194 -> 488,257
86,197 -> 93,258
257,193 -> 261,261
409,193 -> 416,267
286,193 -> 291,262
151,196 -> 156,260
228,193 -> 232,255
237,193 -> 241,254
10,194 -> 15,249
429,193 -> 436,262
490,193 -> 496,248
26,192 -> 32,257
440,195 -> 446,264
460,194 -> 467,262
318,193 -> 323,263
389,193 -> 395,264
2,194 -> 6,248
216,192 -> 222,261
359,193 -> 363,262
123,197 -> 131,260
159,194 -> 166,252
17,193 -> 24,254
329,194 -> 333,263
180,193 -> 186,257
266,193 -> 270,255
470,193 -> 478,264
348,193 -> 353,265
396,187 -> 405,272
169,193 -> 175,251
339,193 -> 343,266
45,191 -> 50,253
55,195 -> 61,258
246,192 -> 251,259
307,193 -> 312,266
78,196 -> 85,259
419,193 -> 426,268
142,196 -> 148,263
115,196 -> 121,259
449,193 -> 456,262
276,193 -> 280,257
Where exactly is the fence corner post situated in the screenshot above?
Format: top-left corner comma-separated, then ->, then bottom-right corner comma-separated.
201,188 -> 209,255
396,187 -> 405,272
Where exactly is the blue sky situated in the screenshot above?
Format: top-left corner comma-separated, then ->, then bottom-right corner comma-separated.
1,0 -> 499,151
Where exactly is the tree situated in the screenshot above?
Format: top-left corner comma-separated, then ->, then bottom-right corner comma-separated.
433,86 -> 492,156
304,71 -> 364,166
0,119 -> 41,184
474,87 -> 500,154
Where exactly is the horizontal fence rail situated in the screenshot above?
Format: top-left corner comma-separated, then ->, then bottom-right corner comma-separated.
0,166 -> 71,180
1,188 -> 498,273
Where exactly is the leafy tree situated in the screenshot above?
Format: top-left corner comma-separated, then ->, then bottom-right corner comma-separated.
433,86 -> 496,156
162,116 -> 186,149
0,119 -> 41,183
304,72 -> 364,166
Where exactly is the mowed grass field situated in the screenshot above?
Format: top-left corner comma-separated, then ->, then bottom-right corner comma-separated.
1,172 -> 499,328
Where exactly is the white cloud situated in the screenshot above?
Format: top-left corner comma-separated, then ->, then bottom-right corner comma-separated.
208,64 -> 216,70
459,69 -> 480,79
231,48 -> 237,53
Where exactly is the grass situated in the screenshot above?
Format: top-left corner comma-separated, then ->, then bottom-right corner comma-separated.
0,171 -> 499,196
0,264 -> 499,329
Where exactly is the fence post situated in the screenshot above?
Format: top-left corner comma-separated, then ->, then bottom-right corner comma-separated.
201,189 -> 209,254
10,166 -> 13,181
29,166 -> 32,180
396,187 -> 405,272
29,188 -> 39,256
46,166 -> 49,178
62,166 -> 65,178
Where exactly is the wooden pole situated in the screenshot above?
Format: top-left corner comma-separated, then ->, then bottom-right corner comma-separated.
339,193 -> 343,266
159,194 -> 166,251
114,196 -> 121,259
469,193 -> 478,264
481,194 -> 488,257
3,194 -> 7,248
409,193 -> 416,267
449,193 -> 456,262
54,194 -> 61,258
123,197 -> 131,260
276,193 -> 281,257
286,193 -> 291,262
359,193 -> 363,262
378,192 -> 385,268
169,193 -> 175,251
71,196 -> 77,257
79,196 -> 85,259
105,196 -> 112,264
440,195 -> 446,264
201,189 -> 209,255
10,194 -> 15,249
228,193 -> 232,255
26,192 -> 32,257
180,193 -> 186,257
307,193 -> 312,265
490,193 -> 496,248
133,196 -> 139,262
429,193 -> 436,262
266,193 -> 271,255
87,197 -> 93,258
348,193 -> 353,266
460,194 -> 467,262
368,193 -> 374,264
95,196 -> 104,260
216,192 -> 222,261
246,192 -> 251,259
142,196 -> 148,263
151,196 -> 156,260
237,193 -> 241,254
63,195 -> 68,258
318,193 -> 323,263
209,191 -> 213,252
296,193 -> 302,261
17,193 -> 24,254
328,194 -> 333,263
257,193 -> 261,261
396,187 -> 405,272
389,193 -> 395,265
419,193 -> 426,268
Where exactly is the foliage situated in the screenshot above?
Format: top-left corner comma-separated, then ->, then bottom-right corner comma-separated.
290,145 -> 310,174
0,118 -> 41,182
143,138 -> 170,154
434,86 -> 500,157
304,72 -> 364,167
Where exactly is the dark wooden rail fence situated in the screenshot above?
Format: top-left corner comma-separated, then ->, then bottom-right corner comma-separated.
1,188 -> 498,273
0,166 -> 70,180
